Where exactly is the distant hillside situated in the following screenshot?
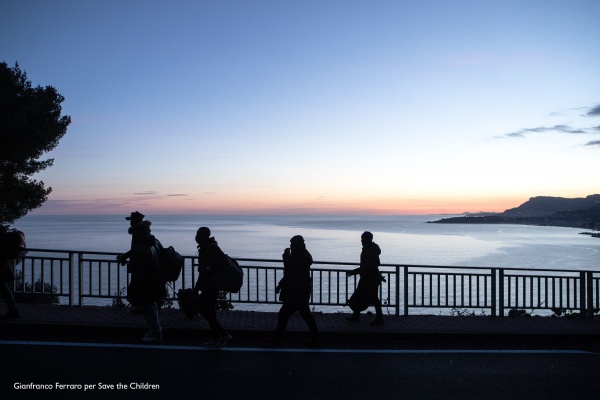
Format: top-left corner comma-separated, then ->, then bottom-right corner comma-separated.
502,195 -> 600,218
429,195 -> 600,230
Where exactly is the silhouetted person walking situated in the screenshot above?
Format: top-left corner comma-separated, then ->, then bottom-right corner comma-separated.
0,227 -> 25,320
126,220 -> 165,342
265,235 -> 323,347
193,227 -> 232,348
117,211 -> 146,314
346,231 -> 384,325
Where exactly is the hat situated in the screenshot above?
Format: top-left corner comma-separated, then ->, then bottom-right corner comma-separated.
196,227 -> 211,239
126,211 -> 145,221
290,235 -> 305,245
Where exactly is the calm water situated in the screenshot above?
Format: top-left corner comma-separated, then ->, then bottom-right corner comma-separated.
13,214 -> 600,271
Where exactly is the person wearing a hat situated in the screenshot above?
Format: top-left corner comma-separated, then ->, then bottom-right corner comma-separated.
0,227 -> 25,320
126,220 -> 166,342
116,211 -> 145,267
193,226 -> 233,348
346,231 -> 384,326
265,235 -> 323,347
116,211 -> 146,314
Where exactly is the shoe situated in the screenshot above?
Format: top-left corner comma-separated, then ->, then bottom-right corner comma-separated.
214,332 -> 232,348
0,311 -> 20,320
345,314 -> 360,322
370,318 -> 384,326
142,332 -> 162,342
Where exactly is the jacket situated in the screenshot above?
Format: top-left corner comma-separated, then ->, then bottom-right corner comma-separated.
126,234 -> 166,306
196,238 -> 229,291
277,248 -> 313,304
348,241 -> 383,311
350,241 -> 382,284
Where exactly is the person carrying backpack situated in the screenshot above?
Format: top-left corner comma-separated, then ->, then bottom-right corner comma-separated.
0,226 -> 25,320
193,227 -> 232,348
126,220 -> 166,342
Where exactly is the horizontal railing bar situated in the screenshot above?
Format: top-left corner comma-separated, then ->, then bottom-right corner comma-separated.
25,249 -> 598,274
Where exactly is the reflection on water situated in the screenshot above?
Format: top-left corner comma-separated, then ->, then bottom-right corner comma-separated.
14,214 -> 599,270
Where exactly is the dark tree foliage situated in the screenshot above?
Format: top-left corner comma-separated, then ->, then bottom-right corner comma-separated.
0,62 -> 71,224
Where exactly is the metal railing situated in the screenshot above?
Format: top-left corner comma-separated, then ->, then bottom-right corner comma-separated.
10,248 -> 600,317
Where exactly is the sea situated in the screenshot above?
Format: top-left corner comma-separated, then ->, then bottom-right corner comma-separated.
11,214 -> 600,271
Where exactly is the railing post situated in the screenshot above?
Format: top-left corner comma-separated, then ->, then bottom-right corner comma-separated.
395,265 -> 400,316
498,269 -> 504,317
403,266 -> 409,316
586,271 -> 594,319
579,272 -> 586,318
69,251 -> 76,306
491,268 -> 496,317
78,252 -> 84,306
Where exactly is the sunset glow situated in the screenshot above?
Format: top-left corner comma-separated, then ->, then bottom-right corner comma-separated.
2,1 -> 598,217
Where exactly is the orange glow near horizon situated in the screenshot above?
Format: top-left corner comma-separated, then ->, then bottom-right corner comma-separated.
30,194 -> 528,216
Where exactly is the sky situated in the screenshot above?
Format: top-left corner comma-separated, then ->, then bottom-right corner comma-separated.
1,0 -> 599,216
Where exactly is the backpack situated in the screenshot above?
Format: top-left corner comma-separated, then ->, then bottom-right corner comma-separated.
1,228 -> 26,262
157,244 -> 184,282
211,255 -> 244,293
0,228 -> 25,283
176,288 -> 198,320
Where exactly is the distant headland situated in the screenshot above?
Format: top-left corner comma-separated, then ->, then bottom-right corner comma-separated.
429,195 -> 600,235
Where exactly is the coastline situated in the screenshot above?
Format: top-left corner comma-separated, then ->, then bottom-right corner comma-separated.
428,194 -> 600,235
428,213 -> 600,235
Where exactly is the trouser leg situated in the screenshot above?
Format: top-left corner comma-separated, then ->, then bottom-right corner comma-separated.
0,282 -> 18,313
198,288 -> 225,338
373,295 -> 383,319
275,303 -> 294,335
298,304 -> 320,337
140,303 -> 161,334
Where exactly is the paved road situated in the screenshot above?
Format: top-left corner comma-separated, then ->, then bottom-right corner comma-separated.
2,328 -> 600,400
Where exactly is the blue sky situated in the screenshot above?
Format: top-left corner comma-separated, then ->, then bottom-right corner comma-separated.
2,1 -> 599,215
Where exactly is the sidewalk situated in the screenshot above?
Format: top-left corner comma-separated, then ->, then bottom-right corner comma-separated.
3,303 -> 600,339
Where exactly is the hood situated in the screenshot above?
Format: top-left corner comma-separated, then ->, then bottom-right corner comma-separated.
139,234 -> 157,246
198,236 -> 218,250
364,241 -> 381,255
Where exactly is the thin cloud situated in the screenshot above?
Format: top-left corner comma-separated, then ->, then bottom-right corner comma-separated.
547,106 -> 587,117
586,104 -> 600,116
133,191 -> 159,196
499,103 -> 600,142
585,140 -> 600,147
32,199 -> 140,214
502,125 -> 589,138
167,194 -> 188,197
